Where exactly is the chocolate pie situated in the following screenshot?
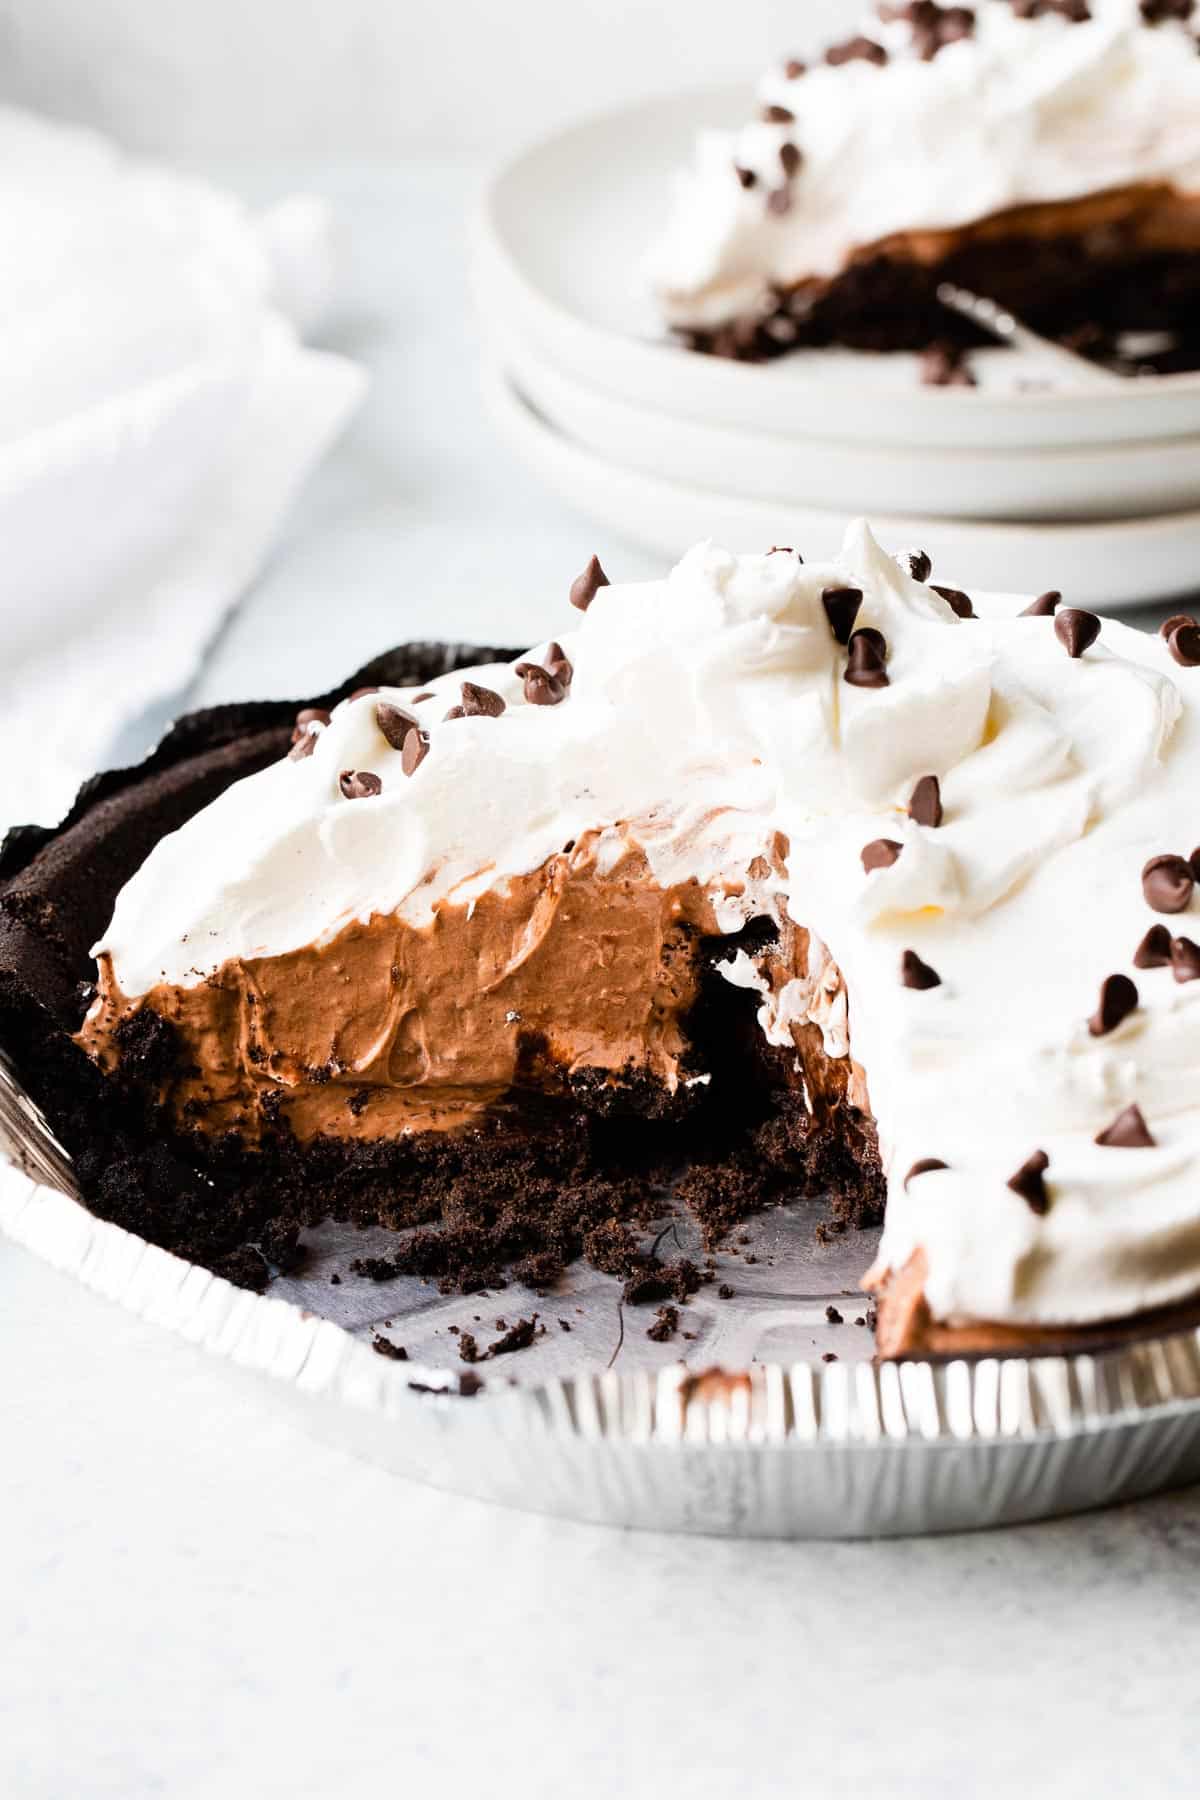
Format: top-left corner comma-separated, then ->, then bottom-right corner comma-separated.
4,525 -> 1200,1356
651,0 -> 1200,374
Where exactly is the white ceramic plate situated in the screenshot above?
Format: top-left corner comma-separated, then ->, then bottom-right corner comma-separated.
484,360 -> 1200,610
473,85 -> 1200,453
492,323 -> 1200,523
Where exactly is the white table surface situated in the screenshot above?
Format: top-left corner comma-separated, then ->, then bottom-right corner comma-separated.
4,159 -> 1199,1800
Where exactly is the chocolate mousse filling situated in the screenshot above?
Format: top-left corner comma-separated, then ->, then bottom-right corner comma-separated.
0,638 -> 884,1301
78,846 -> 744,1145
680,183 -> 1200,372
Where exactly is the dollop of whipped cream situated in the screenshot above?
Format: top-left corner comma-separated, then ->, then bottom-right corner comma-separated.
94,520 -> 1200,1331
650,0 -> 1200,328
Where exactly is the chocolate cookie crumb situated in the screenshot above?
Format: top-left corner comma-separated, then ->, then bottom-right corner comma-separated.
920,343 -> 976,387
622,1257 -> 703,1306
350,1254 -> 404,1282
487,1315 -> 544,1358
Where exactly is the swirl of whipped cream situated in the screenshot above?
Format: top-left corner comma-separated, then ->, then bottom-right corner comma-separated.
92,521 -> 1200,1329
650,0 -> 1200,329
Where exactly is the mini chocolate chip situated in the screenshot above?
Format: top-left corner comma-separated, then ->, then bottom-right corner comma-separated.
734,164 -> 757,189
458,681 -> 505,717
761,102 -> 795,122
1134,923 -> 1173,968
1142,853 -> 1194,914
784,57 -> 806,76
821,586 -> 862,645
376,702 -> 421,751
1088,972 -> 1138,1035
410,691 -> 434,704
1019,589 -> 1062,618
766,187 -> 792,217
1141,0 -> 1196,21
904,550 -> 932,583
544,640 -> 573,687
924,4 -> 976,51
443,706 -> 464,720
290,706 -> 331,746
825,34 -> 888,65
1007,1150 -> 1050,1215
904,1158 -> 949,1189
908,774 -> 943,828
1159,613 -> 1197,641
1095,1104 -> 1156,1148
347,686 -> 380,702
569,554 -> 609,611
1168,622 -> 1200,668
900,949 -> 941,989
932,584 -> 976,619
1172,936 -> 1200,983
1054,608 -> 1101,657
339,770 -> 382,800
779,141 -> 802,177
513,660 -> 566,706
401,729 -> 430,777
1015,0 -> 1089,18
845,628 -> 889,688
861,838 -> 903,872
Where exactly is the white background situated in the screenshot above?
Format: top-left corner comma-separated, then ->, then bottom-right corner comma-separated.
0,0 -> 852,154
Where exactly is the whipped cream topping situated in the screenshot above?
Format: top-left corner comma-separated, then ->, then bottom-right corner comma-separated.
92,522 -> 1200,1331
651,0 -> 1200,329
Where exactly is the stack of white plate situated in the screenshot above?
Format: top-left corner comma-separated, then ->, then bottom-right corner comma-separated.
472,86 -> 1200,610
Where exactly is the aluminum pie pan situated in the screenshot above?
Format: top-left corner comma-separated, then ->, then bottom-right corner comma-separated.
5,1054 -> 1200,1538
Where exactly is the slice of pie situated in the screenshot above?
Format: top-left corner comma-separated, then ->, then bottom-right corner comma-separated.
650,0 -> 1200,374
3,524 -> 1199,1356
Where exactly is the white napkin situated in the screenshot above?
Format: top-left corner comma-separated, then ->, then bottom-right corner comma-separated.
0,109 -> 366,831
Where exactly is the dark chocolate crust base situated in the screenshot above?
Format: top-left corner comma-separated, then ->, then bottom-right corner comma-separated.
0,640 -> 884,1297
679,243 -> 1200,375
